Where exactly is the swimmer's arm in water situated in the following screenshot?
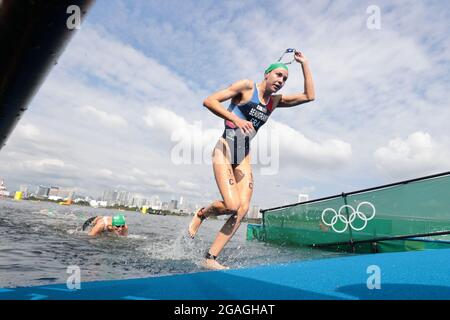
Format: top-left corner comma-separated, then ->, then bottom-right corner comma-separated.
276,51 -> 315,108
88,220 -> 104,236
203,79 -> 255,134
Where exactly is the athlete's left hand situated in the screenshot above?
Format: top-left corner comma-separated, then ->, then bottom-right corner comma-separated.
294,51 -> 308,64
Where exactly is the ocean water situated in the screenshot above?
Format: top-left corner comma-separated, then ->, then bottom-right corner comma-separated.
0,199 -> 344,288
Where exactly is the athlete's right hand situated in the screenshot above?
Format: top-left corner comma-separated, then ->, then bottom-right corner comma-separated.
233,118 -> 255,135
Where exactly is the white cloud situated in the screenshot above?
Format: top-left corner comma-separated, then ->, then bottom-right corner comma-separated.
143,106 -> 221,147
177,180 -> 198,190
374,131 -> 450,179
96,168 -> 113,178
62,27 -> 199,109
81,105 -> 128,128
21,158 -> 66,171
143,178 -> 171,191
298,186 -> 316,195
265,120 -> 352,169
142,106 -> 353,172
15,123 -> 40,140
143,106 -> 187,133
131,168 -> 146,176
284,186 -> 317,202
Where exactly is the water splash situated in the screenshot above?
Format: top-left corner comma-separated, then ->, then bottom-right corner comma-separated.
127,234 -> 148,240
141,228 -> 206,265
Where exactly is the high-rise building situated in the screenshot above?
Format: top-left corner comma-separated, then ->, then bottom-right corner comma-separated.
102,189 -> 119,205
127,194 -> 136,207
112,190 -> 118,204
0,179 -> 9,197
47,186 -> 75,200
248,205 -> 261,219
48,186 -> 59,197
0,179 -> 6,192
36,185 -> 50,198
298,194 -> 309,203
19,185 -> 29,198
102,189 -> 111,202
101,190 -> 108,201
169,199 -> 178,211
131,197 -> 147,208
117,191 -> 130,206
59,188 -> 75,200
149,195 -> 162,210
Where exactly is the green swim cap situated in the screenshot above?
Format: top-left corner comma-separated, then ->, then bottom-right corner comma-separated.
112,214 -> 126,227
264,62 -> 288,74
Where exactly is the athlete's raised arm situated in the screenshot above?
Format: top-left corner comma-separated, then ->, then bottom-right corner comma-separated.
277,51 -> 315,108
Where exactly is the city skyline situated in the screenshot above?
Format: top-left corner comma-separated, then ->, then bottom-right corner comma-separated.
0,177 -> 214,212
0,176 -> 291,218
0,176 -> 265,219
1,178 -> 191,203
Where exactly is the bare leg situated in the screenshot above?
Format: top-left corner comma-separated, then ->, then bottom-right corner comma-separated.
204,154 -> 253,270
188,139 -> 241,239
188,200 -> 240,238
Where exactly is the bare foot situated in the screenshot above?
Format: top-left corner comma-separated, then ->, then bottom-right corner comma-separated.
188,207 -> 206,238
202,258 -> 230,270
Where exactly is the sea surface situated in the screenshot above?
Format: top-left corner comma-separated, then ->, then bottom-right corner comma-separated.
0,199 -> 345,288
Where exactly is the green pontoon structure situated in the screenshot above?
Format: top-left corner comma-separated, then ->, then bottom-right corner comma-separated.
247,171 -> 450,253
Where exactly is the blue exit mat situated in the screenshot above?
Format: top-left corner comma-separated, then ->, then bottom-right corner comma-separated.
1,248 -> 450,300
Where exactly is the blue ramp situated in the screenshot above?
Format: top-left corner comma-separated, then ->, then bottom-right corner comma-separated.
1,249 -> 450,300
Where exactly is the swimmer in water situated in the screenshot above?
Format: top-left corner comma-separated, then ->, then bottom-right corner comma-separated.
83,214 -> 128,237
188,49 -> 315,270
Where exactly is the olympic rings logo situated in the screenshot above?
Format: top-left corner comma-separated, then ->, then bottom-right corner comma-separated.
321,202 -> 376,233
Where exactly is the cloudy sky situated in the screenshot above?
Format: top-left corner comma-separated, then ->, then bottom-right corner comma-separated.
1,0 -> 449,209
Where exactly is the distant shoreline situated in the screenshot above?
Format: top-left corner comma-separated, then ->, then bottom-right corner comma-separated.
0,196 -> 262,224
